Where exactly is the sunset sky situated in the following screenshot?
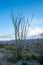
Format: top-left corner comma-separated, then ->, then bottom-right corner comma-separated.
0,0 -> 43,37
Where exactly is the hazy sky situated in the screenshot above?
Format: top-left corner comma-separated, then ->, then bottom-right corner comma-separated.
0,0 -> 43,35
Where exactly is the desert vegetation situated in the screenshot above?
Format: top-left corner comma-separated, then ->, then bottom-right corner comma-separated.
0,42 -> 43,65
0,14 -> 43,65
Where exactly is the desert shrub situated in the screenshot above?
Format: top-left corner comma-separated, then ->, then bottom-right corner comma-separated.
22,53 -> 32,61
22,61 -> 28,65
38,56 -> 43,64
11,46 -> 16,50
31,55 -> 37,59
17,54 -> 23,61
6,56 -> 18,63
25,55 -> 30,61
6,53 -> 23,63
31,54 -> 40,60
0,44 -> 4,48
30,54 -> 43,64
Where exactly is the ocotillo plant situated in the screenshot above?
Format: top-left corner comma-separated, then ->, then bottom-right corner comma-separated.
11,11 -> 33,60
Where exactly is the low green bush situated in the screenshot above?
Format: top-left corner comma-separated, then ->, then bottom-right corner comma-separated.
6,56 -> 18,63
31,54 -> 40,60
0,44 -> 4,48
30,54 -> 43,64
22,61 -> 28,65
38,56 -> 43,64
25,55 -> 30,61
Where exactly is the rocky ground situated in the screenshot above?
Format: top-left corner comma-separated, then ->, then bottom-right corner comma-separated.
0,42 -> 43,65
0,52 -> 41,65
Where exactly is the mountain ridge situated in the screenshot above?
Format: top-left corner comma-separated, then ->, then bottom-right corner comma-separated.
0,33 -> 43,44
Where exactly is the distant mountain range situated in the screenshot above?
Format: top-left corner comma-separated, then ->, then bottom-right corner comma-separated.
29,33 -> 43,39
0,33 -> 43,44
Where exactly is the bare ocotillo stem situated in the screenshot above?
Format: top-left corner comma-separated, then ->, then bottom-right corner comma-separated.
11,11 -> 33,59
